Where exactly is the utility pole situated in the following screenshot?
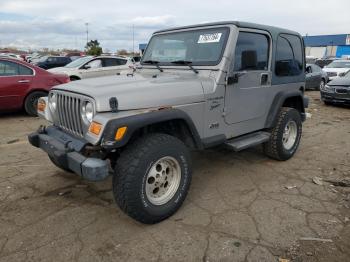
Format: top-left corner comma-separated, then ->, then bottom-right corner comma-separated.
85,22 -> 89,46
132,24 -> 135,55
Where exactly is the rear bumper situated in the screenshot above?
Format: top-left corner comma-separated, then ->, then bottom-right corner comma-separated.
28,126 -> 109,181
320,91 -> 350,104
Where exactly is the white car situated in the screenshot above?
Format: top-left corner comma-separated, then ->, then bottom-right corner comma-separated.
323,60 -> 350,81
48,56 -> 134,80
0,53 -> 23,60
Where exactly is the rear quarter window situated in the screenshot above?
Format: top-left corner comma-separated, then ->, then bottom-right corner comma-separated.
275,34 -> 303,77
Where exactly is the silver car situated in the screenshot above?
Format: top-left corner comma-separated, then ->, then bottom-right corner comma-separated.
29,21 -> 308,224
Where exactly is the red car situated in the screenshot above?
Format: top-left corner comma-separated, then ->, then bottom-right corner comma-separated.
0,58 -> 69,116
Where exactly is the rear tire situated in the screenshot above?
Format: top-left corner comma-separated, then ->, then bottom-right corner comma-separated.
264,107 -> 302,161
24,91 -> 47,116
113,133 -> 192,224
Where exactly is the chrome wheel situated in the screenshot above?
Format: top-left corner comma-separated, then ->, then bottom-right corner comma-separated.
282,120 -> 298,150
145,156 -> 181,206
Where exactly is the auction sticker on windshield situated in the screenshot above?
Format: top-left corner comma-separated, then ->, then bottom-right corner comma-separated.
198,33 -> 222,43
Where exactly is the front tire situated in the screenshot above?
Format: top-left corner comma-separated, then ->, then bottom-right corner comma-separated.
113,133 -> 192,224
24,91 -> 47,116
264,107 -> 302,161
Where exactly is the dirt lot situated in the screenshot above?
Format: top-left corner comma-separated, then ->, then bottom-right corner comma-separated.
0,91 -> 349,262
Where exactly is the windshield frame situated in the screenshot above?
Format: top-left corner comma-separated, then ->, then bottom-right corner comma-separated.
141,26 -> 230,67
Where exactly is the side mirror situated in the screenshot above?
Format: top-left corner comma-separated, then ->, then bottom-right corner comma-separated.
305,66 -> 312,74
226,72 -> 247,85
84,64 -> 91,70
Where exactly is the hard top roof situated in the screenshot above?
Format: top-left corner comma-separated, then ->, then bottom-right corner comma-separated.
154,21 -> 300,36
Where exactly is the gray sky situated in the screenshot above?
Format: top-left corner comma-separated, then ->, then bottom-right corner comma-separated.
0,0 -> 349,51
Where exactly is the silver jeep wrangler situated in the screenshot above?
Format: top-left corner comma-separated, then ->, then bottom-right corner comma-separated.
29,21 -> 308,224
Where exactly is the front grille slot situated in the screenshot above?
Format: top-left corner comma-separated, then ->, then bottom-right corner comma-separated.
335,88 -> 348,94
55,92 -> 85,137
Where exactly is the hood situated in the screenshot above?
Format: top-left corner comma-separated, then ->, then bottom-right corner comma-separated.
323,67 -> 350,74
53,72 -> 206,112
328,76 -> 350,86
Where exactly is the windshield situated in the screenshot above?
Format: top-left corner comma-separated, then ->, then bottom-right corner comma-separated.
64,56 -> 93,68
141,27 -> 229,66
325,61 -> 350,68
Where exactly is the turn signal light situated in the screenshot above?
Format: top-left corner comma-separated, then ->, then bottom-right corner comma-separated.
37,99 -> 46,112
88,121 -> 102,135
115,126 -> 127,141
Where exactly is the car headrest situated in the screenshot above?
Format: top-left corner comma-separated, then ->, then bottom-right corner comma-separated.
241,50 -> 257,70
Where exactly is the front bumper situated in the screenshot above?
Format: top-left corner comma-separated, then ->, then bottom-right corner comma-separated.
28,126 -> 109,181
320,90 -> 350,104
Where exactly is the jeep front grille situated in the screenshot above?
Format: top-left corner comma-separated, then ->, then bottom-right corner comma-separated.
54,92 -> 87,137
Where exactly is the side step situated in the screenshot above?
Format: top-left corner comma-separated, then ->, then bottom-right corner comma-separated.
225,131 -> 271,152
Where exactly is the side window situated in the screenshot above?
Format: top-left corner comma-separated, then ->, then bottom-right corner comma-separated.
18,64 -> 33,75
47,57 -> 54,63
117,59 -> 127,65
87,59 -> 102,69
0,61 -> 19,76
311,65 -> 321,72
234,32 -> 269,71
103,58 -> 119,67
275,34 -> 303,77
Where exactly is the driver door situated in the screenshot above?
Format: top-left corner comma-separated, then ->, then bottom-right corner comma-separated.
224,30 -> 272,126
80,59 -> 103,78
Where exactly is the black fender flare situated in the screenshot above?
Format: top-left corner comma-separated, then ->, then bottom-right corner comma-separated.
100,108 -> 203,150
265,90 -> 308,128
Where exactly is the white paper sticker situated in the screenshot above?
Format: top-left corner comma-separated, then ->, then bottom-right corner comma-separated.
198,33 -> 222,43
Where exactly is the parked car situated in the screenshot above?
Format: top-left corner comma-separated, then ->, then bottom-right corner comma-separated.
306,56 -> 317,64
322,60 -> 350,81
320,70 -> 350,105
305,64 -> 328,90
34,56 -> 72,70
29,21 -> 308,224
0,53 -> 23,61
315,57 -> 339,69
0,58 -> 70,116
48,56 -> 133,81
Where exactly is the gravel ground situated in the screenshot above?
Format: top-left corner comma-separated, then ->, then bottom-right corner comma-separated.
0,91 -> 349,262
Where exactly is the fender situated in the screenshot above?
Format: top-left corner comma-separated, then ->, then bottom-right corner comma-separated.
100,108 -> 203,150
265,90 -> 308,128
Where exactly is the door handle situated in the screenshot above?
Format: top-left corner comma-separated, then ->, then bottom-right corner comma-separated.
260,73 -> 269,86
18,80 -> 30,83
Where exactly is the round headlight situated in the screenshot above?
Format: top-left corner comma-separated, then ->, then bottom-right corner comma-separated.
82,101 -> 94,123
49,93 -> 57,111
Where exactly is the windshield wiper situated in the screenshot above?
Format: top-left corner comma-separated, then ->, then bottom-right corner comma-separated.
170,60 -> 198,74
142,60 -> 163,72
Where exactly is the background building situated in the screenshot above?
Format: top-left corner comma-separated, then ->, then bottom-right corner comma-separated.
304,34 -> 350,59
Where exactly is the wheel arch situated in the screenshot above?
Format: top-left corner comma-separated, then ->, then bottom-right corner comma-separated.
101,109 -> 203,151
265,90 -> 308,128
22,89 -> 49,109
70,75 -> 81,81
